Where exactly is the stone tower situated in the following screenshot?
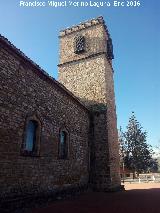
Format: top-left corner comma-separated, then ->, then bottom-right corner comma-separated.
58,17 -> 121,191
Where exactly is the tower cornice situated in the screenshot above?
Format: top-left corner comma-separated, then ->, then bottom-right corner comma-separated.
59,16 -> 110,38
58,51 -> 114,73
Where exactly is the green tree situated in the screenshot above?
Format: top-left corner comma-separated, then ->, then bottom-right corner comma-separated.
118,127 -> 126,167
156,140 -> 160,157
122,112 -> 157,175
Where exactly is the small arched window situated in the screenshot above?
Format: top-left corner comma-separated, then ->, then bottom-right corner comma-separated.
22,115 -> 41,156
74,35 -> 85,54
25,120 -> 38,152
59,130 -> 68,159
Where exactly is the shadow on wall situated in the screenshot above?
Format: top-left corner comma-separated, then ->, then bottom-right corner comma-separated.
79,98 -> 108,111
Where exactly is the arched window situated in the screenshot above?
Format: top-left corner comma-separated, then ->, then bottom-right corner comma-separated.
59,130 -> 68,159
21,115 -> 41,156
74,35 -> 85,54
25,120 -> 38,152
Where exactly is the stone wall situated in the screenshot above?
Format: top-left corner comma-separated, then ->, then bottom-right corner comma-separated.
58,17 -> 121,190
59,23 -> 107,65
104,59 -> 121,188
59,54 -> 107,107
0,16 -> 122,201
0,36 -> 90,199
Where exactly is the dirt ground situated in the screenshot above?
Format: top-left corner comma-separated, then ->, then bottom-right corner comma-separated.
31,183 -> 160,213
125,182 -> 160,190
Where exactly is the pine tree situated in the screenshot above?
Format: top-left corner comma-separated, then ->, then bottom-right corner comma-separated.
118,126 -> 125,167
122,112 -> 157,175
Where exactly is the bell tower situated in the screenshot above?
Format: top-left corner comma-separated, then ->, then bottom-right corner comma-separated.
58,17 -> 121,191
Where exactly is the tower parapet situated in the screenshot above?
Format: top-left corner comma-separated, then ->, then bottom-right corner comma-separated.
59,16 -> 106,37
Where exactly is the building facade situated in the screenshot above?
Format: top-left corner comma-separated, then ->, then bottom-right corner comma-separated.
0,17 -> 121,200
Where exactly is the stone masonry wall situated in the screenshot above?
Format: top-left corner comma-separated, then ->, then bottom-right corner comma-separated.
58,17 -> 121,190
0,38 -> 90,199
59,22 -> 107,65
104,59 -> 121,187
59,54 -> 107,107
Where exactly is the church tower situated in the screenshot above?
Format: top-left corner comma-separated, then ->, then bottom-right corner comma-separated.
58,17 -> 121,191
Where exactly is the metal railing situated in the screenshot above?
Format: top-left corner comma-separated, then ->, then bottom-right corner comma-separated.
121,174 -> 160,183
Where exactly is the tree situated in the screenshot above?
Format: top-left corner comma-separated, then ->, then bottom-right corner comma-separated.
118,126 -> 127,182
152,140 -> 160,172
118,126 -> 125,167
149,158 -> 159,173
155,140 -> 160,157
121,112 -> 157,175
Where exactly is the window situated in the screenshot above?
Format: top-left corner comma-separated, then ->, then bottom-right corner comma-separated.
21,115 -> 41,156
74,35 -> 85,54
25,120 -> 37,152
59,130 -> 68,159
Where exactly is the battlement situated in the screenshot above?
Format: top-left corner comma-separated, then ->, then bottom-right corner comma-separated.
59,16 -> 108,37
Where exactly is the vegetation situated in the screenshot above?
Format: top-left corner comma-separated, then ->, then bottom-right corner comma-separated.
119,112 -> 158,175
154,141 -> 160,172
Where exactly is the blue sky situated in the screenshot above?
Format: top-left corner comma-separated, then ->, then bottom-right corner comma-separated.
0,0 -> 160,147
